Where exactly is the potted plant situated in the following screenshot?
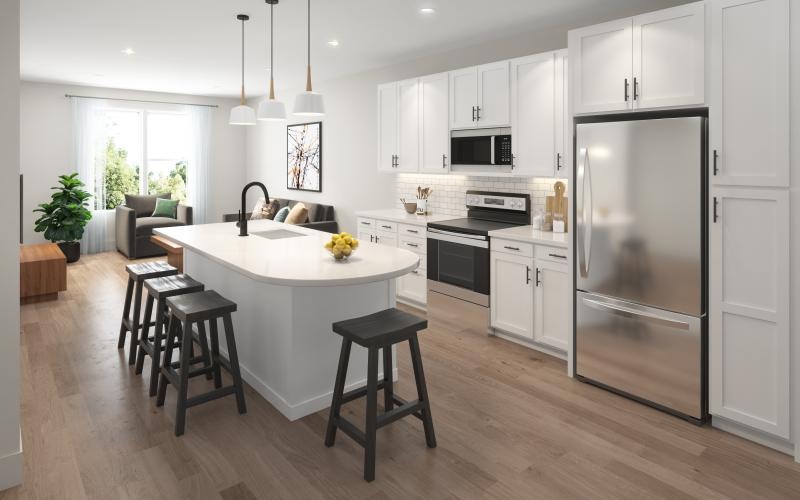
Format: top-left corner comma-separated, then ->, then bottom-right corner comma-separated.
33,173 -> 92,263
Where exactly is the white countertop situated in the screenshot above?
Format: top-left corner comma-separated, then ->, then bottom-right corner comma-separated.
488,225 -> 570,248
356,209 -> 454,226
155,219 -> 420,287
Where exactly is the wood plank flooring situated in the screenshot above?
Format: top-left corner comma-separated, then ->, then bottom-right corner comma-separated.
2,251 -> 799,499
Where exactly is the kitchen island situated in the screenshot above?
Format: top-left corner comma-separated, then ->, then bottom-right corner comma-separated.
155,219 -> 420,420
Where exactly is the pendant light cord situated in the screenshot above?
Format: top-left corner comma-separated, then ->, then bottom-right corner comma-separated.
307,0 -> 311,68
241,16 -> 246,104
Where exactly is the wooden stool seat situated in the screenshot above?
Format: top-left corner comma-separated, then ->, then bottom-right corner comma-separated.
145,274 -> 204,299
118,262 -> 178,365
325,307 -> 436,482
157,290 -> 246,436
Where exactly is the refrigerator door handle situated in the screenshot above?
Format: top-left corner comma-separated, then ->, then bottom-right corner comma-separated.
581,296 -> 691,330
577,147 -> 593,278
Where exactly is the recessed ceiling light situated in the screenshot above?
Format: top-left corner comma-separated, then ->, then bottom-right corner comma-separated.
328,39 -> 339,47
121,48 -> 135,56
419,7 -> 435,14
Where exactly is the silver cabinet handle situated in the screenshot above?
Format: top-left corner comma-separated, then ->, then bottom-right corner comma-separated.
526,266 -> 531,284
535,267 -> 541,287
381,225 -> 392,229
548,253 -> 567,259
476,106 -> 481,121
713,149 -> 719,176
406,229 -> 419,234
472,106 -> 476,122
442,154 -> 447,168
633,77 -> 639,101
581,296 -> 690,330
406,242 -> 419,248
624,78 -> 629,102
360,221 -> 371,225
504,245 -> 520,251
713,196 -> 719,223
369,235 -> 374,242
556,152 -> 562,170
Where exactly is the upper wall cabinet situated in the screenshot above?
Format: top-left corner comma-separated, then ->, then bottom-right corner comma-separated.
554,50 -> 569,175
569,2 -> 705,115
450,62 -> 510,129
377,79 -> 419,172
377,82 -> 398,172
710,0 -> 789,187
419,72 -> 450,173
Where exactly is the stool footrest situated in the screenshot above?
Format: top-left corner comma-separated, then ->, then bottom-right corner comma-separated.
121,318 -> 157,331
341,380 -> 387,405
391,395 -> 423,421
377,400 -> 424,429
186,386 -> 237,408
333,417 -> 366,447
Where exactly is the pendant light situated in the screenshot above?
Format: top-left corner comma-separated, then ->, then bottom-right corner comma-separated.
293,0 -> 325,116
258,0 -> 286,121
230,14 -> 257,125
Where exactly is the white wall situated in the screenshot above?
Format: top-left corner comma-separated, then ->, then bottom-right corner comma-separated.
791,0 -> 800,464
19,82 -> 246,244
0,0 -> 21,490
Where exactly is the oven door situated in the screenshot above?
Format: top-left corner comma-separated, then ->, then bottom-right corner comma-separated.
427,229 -> 490,302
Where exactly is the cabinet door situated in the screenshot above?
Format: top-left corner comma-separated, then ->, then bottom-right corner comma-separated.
533,259 -> 570,351
632,2 -> 705,110
419,73 -> 450,173
710,0 -> 789,187
510,53 -> 555,177
554,50 -> 569,176
358,229 -> 376,243
477,61 -> 510,128
377,82 -> 398,172
490,251 -> 533,339
569,18 -> 633,114
397,267 -> 427,304
449,66 -> 478,130
710,187 -> 789,438
375,232 -> 398,247
396,78 -> 419,172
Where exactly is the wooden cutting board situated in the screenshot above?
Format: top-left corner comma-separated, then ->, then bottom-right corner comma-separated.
545,181 -> 568,232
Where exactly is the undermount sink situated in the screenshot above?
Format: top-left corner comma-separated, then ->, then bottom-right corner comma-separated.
251,229 -> 307,240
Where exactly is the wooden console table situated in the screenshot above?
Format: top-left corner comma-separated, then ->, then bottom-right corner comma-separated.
150,235 -> 183,273
20,243 -> 67,304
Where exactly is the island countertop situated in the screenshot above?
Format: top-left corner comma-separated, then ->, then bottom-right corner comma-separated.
155,220 -> 419,287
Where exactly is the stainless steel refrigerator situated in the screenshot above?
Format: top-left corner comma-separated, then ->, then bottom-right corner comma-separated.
574,112 -> 707,423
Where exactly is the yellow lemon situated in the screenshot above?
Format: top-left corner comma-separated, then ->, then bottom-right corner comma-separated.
342,246 -> 352,256
324,241 -> 334,250
350,239 -> 359,249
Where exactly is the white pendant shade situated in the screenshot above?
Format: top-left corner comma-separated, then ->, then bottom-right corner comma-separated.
258,98 -> 286,121
293,91 -> 325,116
229,104 -> 257,125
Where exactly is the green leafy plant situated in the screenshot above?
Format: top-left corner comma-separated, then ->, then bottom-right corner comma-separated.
34,173 -> 93,242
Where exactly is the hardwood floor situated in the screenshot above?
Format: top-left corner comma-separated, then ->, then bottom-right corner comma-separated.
3,251 -> 799,499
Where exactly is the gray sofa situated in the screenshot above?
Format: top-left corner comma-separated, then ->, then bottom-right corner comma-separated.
223,198 -> 338,234
116,194 -> 193,259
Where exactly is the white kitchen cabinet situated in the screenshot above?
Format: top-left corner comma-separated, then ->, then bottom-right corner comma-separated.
710,187 -> 790,439
376,83 -> 398,172
419,72 -> 450,173
710,0 -> 789,187
554,50 -> 569,176
397,266 -> 427,305
533,258 -> 570,351
449,62 -> 510,130
510,53 -> 556,177
490,251 -> 534,339
569,18 -> 633,114
396,79 -> 420,172
633,2 -> 705,110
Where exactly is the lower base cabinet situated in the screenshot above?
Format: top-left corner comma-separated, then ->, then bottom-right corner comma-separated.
397,267 -> 426,304
490,245 -> 569,353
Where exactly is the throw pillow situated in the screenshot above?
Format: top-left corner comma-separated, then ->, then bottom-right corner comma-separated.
274,206 -> 291,223
284,203 -> 309,225
151,198 -> 179,219
250,198 -> 281,220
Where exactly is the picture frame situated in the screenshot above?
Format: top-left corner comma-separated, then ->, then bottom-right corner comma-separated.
286,121 -> 322,192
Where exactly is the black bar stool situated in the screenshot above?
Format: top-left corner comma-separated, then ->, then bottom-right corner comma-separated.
118,262 -> 178,365
156,290 -> 247,436
325,308 -> 436,482
135,274 -> 210,397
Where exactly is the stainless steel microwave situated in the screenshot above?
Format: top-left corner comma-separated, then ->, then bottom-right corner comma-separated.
450,128 -> 512,166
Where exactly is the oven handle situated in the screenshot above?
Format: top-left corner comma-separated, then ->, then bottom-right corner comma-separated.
427,228 -> 489,248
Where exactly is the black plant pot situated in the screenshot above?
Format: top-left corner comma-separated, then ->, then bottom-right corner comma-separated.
57,241 -> 81,263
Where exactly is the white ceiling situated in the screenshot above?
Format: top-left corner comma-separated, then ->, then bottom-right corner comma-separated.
21,0 -> 687,98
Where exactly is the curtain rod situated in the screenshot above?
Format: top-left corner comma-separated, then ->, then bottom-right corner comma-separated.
65,94 -> 219,108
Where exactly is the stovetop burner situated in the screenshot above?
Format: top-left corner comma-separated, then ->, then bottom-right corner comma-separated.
427,218 -> 522,236
427,191 -> 531,236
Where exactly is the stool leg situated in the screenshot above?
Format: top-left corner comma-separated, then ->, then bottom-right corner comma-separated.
128,280 -> 144,365
148,299 -> 166,397
364,346 -> 379,482
324,338 -> 352,447
156,314 -> 177,407
222,314 -> 247,414
196,320 -> 214,381
175,319 -> 194,437
118,278 -> 134,349
135,294 -> 155,375
208,317 -> 223,389
383,346 -> 393,412
409,335 -> 436,448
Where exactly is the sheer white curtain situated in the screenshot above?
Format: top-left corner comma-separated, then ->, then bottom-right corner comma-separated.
186,105 -> 213,224
72,97 -> 115,254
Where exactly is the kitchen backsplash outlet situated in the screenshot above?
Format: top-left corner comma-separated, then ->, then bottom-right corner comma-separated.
396,174 -> 568,218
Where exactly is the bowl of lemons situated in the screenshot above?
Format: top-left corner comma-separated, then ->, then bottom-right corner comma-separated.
324,232 -> 359,261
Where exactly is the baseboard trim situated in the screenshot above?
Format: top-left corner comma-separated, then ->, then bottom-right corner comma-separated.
712,415 -> 794,456
0,429 -> 22,492
490,328 -> 567,360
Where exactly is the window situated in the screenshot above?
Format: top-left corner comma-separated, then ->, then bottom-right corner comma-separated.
92,107 -> 191,210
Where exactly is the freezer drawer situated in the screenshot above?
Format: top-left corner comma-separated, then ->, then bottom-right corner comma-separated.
576,291 -> 703,420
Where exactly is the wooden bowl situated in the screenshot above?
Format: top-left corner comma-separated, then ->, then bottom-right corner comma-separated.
403,202 -> 417,214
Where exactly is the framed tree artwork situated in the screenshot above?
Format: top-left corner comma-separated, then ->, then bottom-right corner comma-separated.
287,121 -> 322,192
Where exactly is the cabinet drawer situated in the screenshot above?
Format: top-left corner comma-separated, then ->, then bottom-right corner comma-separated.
491,238 -> 533,258
376,220 -> 398,233
399,235 -> 426,255
398,223 -> 425,238
534,245 -> 569,262
357,218 -> 376,230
